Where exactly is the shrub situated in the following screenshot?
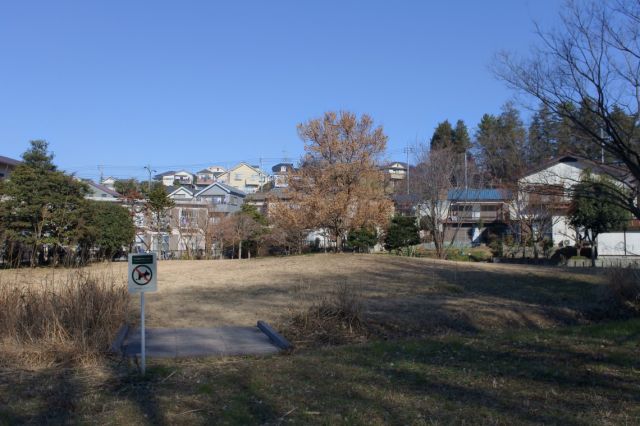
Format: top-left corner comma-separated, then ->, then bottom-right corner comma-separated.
0,270 -> 130,365
605,268 -> 640,316
281,282 -> 368,348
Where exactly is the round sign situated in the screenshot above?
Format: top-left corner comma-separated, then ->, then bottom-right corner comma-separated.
132,265 -> 153,286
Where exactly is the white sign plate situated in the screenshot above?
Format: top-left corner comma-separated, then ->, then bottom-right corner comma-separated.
128,253 -> 157,293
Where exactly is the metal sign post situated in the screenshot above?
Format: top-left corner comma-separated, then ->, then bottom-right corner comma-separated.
128,253 -> 158,375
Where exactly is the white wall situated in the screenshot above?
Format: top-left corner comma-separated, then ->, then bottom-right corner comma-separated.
598,232 -> 640,256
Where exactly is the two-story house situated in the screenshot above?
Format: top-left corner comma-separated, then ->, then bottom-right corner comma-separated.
516,154 -> 626,246
216,163 -> 268,194
445,188 -> 510,245
155,170 -> 195,186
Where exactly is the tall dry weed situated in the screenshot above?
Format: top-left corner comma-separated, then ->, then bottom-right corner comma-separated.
605,267 -> 640,316
281,281 -> 368,348
0,269 -> 130,366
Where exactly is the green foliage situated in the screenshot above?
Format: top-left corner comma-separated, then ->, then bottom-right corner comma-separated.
430,119 -> 470,154
0,141 -> 88,265
474,102 -> 527,182
21,139 -> 56,171
569,174 -> 630,242
80,201 -> 135,259
347,227 -> 378,252
240,203 -> 268,226
113,179 -> 143,198
385,216 -> 419,252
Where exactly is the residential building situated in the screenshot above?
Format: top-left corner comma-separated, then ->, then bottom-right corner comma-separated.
516,154 -> 625,246
0,155 -> 21,180
382,161 -> 408,193
445,188 -> 510,245
155,182 -> 247,257
84,180 -> 122,202
155,170 -> 195,186
216,163 -> 268,194
271,163 -> 295,188
100,176 -> 117,190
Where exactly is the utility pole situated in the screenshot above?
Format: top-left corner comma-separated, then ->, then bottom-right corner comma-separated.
403,144 -> 415,195
98,165 -> 104,184
143,164 -> 157,256
464,151 -> 468,191
144,165 -> 156,192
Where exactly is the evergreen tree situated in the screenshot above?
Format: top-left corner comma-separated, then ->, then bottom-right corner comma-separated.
474,103 -> 527,183
0,141 -> 88,266
569,174 -> 630,266
146,185 -> 175,258
452,119 -> 471,154
385,215 -> 419,254
430,120 -> 454,151
527,104 -> 557,166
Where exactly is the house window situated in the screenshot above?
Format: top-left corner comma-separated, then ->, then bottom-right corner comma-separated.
234,173 -> 243,180
211,196 -> 224,204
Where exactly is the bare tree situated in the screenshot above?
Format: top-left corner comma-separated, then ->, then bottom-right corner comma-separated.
495,0 -> 640,216
412,147 -> 475,259
506,185 -> 565,259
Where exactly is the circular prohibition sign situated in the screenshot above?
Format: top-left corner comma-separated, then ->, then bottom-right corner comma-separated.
132,265 -> 153,286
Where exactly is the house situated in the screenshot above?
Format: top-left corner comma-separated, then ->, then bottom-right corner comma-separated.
516,154 -> 625,246
245,187 -> 291,217
216,163 -> 268,194
100,176 -> 117,190
445,188 -> 510,245
271,163 -> 295,188
382,161 -> 408,193
0,155 -> 21,180
84,180 -> 123,202
193,182 -> 246,213
155,170 -> 195,186
195,169 -> 216,186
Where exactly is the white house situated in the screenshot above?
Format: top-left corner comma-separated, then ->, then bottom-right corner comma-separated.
517,155 -> 623,246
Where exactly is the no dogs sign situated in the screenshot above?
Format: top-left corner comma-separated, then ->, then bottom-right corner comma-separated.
128,253 -> 157,293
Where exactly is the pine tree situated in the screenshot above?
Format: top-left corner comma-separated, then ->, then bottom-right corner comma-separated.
452,119 -> 471,154
430,120 -> 454,151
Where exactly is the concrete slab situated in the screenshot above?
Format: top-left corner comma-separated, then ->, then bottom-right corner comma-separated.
122,326 -> 280,358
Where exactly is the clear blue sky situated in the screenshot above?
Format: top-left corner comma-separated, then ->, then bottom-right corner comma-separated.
0,0 -> 562,181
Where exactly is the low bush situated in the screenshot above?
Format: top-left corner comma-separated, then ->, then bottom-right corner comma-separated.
605,268 -> 640,317
281,282 -> 369,348
0,270 -> 130,366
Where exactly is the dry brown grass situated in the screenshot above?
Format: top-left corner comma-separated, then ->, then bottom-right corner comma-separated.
604,267 -> 640,316
0,254 -> 606,346
0,268 -> 130,366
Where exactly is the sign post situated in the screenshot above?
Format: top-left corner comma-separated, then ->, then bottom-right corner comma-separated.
128,253 -> 157,375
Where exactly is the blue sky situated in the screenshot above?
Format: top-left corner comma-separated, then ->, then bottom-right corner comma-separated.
0,1 -> 562,181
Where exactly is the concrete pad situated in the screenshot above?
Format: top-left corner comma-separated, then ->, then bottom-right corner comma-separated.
122,326 -> 280,358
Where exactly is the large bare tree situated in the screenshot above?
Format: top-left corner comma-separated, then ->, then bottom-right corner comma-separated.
495,0 -> 640,216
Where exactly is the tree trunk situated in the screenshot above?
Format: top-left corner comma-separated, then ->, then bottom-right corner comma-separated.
238,240 -> 242,259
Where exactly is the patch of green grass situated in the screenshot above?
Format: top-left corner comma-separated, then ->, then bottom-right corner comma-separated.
2,320 -> 639,424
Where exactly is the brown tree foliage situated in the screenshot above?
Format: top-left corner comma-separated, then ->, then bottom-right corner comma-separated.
285,111 -> 393,250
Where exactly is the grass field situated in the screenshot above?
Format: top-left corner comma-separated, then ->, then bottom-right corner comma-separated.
1,253 -> 639,424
